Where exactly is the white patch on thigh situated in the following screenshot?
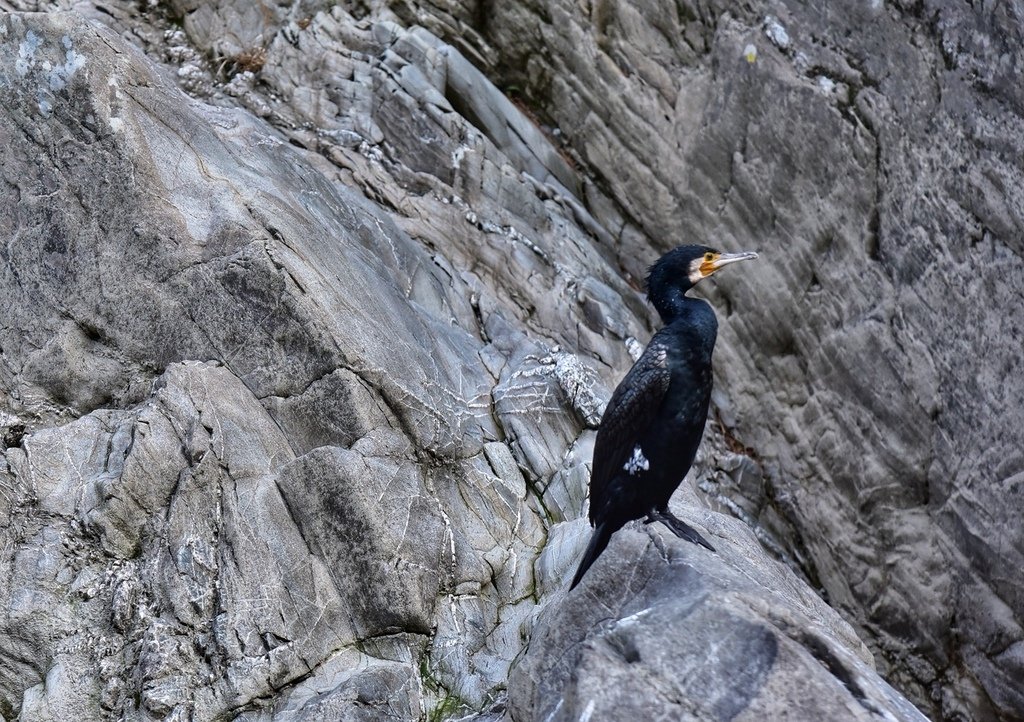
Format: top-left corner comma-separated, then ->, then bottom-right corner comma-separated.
623,445 -> 650,475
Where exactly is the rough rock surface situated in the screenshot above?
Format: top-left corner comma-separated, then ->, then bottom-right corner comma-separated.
460,2 -> 1024,719
0,2 -> 1020,722
512,517 -> 928,722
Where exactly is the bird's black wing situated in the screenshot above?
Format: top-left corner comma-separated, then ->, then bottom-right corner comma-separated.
589,340 -> 670,525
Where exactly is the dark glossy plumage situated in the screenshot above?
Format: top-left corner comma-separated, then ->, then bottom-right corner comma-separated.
570,244 -> 758,590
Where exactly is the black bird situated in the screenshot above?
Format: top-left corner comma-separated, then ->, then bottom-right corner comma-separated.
570,245 -> 758,589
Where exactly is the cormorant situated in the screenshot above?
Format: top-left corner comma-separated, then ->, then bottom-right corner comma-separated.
570,245 -> 758,590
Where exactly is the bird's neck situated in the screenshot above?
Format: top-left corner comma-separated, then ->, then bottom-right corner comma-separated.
654,288 -> 699,324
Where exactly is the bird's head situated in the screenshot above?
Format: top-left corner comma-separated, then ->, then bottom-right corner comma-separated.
646,244 -> 759,320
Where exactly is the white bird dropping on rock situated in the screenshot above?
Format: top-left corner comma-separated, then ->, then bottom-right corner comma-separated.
764,16 -> 791,50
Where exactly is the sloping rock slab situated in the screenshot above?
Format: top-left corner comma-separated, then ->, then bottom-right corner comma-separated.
510,519 -> 930,722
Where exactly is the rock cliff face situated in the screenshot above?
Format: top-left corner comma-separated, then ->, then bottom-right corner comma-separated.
0,2 -> 1020,722
462,3 -> 1024,719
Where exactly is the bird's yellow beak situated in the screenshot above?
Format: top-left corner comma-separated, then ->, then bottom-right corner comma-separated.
699,251 -> 759,277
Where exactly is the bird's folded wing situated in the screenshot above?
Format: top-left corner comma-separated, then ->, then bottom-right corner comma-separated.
588,341 -> 671,524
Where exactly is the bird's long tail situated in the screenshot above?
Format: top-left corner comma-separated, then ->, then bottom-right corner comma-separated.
570,522 -> 613,590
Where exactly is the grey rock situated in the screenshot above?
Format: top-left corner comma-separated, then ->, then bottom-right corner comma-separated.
0,11 -> 559,717
261,368 -> 393,456
459,0 -> 1024,719
276,446 -> 445,638
512,516 -> 931,721
234,646 -> 424,722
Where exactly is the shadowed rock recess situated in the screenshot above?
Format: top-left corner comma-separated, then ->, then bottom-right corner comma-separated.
0,1 -> 1020,721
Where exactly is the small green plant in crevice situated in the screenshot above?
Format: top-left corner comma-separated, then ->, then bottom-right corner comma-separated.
429,694 -> 469,722
419,655 -> 471,722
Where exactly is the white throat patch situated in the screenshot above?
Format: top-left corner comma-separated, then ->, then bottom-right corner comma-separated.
623,445 -> 650,475
688,258 -> 705,285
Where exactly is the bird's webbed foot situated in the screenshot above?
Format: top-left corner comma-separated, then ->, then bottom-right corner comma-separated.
645,508 -> 716,552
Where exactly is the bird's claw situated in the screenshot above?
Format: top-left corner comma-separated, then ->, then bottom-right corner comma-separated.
647,510 -> 716,552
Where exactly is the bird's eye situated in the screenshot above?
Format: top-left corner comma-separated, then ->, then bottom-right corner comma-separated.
704,252 -> 714,262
